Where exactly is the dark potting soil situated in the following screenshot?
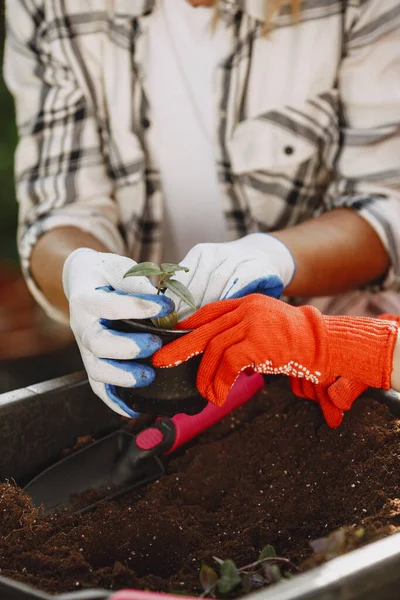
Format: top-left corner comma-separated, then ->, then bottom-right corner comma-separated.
1,379 -> 400,596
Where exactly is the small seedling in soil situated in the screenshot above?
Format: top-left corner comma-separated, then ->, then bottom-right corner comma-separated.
310,526 -> 365,561
124,261 -> 196,329
199,545 -> 300,597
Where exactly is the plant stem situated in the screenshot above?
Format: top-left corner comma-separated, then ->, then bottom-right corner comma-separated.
200,584 -> 217,598
240,557 -> 301,574
157,274 -> 165,295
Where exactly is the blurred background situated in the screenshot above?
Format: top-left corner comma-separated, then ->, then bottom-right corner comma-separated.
0,3 -> 18,264
0,5 -> 82,393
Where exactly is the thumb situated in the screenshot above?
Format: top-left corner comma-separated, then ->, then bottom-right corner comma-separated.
153,310 -> 238,368
175,298 -> 241,330
327,377 -> 368,411
318,392 -> 344,428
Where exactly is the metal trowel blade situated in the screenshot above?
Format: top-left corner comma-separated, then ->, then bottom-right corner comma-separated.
24,430 -> 165,515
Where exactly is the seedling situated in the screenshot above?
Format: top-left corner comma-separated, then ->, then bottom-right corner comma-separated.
310,526 -> 365,561
200,545 -> 300,597
124,261 -> 196,329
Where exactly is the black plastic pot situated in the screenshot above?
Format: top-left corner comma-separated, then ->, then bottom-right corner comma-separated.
2,375 -> 400,600
114,319 -> 207,417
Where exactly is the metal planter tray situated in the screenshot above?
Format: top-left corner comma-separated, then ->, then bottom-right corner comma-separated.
1,373 -> 400,600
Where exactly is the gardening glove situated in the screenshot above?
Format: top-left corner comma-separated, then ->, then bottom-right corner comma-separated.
153,295 -> 399,418
290,313 -> 400,423
289,378 -> 366,427
63,249 -> 175,417
165,233 -> 295,319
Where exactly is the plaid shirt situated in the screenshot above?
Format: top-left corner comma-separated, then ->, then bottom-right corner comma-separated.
4,0 -> 400,318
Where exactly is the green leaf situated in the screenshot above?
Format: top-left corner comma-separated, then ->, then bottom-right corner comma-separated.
311,529 -> 346,560
242,575 -> 252,593
161,263 -> 190,275
355,527 -> 365,539
263,564 -> 281,583
124,262 -> 164,278
164,279 -> 197,311
259,545 -> 277,561
218,560 -> 241,594
200,564 -> 219,593
213,556 -> 224,566
310,537 -> 328,555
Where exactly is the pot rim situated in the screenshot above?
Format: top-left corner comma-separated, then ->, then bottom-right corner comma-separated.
121,319 -> 192,336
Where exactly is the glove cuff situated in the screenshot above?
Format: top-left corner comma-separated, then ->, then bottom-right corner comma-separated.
62,248 -> 99,298
325,315 -> 399,390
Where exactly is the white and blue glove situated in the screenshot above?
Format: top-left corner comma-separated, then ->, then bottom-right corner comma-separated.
166,233 -> 296,319
62,249 -> 175,418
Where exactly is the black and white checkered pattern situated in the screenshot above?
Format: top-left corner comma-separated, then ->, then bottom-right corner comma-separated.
4,0 -> 400,318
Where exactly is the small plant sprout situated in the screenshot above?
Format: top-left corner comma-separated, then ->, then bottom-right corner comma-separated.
199,545 -> 300,597
123,261 -> 197,329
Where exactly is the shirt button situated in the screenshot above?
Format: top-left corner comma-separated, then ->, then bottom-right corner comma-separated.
142,117 -> 151,129
284,145 -> 294,155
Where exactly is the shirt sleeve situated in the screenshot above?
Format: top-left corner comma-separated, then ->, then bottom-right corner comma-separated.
3,0 -> 126,322
326,0 -> 400,291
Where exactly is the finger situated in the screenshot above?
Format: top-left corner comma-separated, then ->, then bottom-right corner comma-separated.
75,286 -> 175,320
327,377 -> 368,411
81,347 -> 156,387
80,319 -> 162,360
290,377 -> 304,397
289,376 -> 343,427
153,309 -> 240,368
194,329 -> 247,401
151,330 -> 207,368
89,378 -> 140,418
290,377 -> 319,401
204,340 -> 251,406
220,261 -> 284,300
174,298 -> 240,331
318,393 -> 344,428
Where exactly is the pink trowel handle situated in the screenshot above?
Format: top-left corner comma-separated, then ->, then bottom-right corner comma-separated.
134,371 -> 264,459
110,591 -> 197,600
113,373 -> 264,488
167,371 -> 264,453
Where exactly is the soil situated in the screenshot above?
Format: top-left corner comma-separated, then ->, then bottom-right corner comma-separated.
1,379 -> 400,596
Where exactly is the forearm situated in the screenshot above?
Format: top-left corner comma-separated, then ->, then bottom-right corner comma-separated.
272,209 -> 390,297
30,227 -> 110,315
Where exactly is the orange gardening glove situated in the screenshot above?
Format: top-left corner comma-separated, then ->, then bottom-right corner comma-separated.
290,313 -> 400,424
153,295 -> 398,414
290,378 -> 367,427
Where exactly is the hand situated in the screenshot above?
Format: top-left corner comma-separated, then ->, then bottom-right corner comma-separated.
63,249 -> 175,417
290,313 -> 400,425
165,233 -> 295,319
290,378 -> 367,428
153,295 -> 398,414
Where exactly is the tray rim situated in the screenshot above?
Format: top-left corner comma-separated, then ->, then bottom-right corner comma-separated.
1,373 -> 400,600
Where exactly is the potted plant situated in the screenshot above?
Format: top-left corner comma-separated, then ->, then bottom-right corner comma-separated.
114,262 -> 207,417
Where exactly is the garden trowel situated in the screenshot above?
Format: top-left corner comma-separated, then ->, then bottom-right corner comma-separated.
24,372 -> 264,515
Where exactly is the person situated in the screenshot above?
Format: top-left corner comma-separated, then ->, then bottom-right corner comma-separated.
4,0 -> 400,418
